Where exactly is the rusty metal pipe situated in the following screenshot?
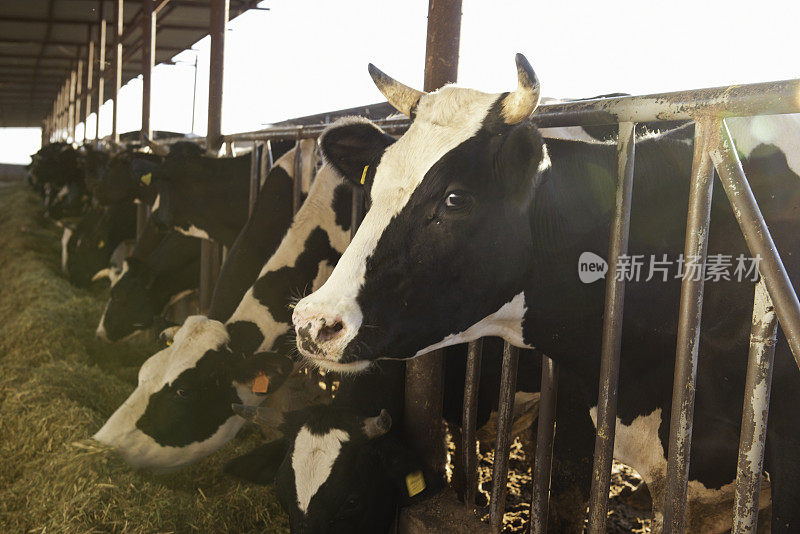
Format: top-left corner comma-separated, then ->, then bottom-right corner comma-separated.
529,354 -> 559,534
663,117 -> 717,533
732,279 -> 777,533
586,121 -> 637,533
489,342 -> 520,532
710,119 -> 800,367
461,339 -> 483,508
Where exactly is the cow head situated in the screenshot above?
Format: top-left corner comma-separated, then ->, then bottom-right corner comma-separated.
292,54 -> 545,369
95,150 -> 161,206
228,404 -> 430,533
94,316 -> 295,469
96,258 -> 160,341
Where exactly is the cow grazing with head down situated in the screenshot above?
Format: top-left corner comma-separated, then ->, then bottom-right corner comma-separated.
226,359 -> 435,534
96,229 -> 200,342
94,153 -> 355,469
61,201 -> 137,287
29,142 -> 89,219
292,56 -> 800,532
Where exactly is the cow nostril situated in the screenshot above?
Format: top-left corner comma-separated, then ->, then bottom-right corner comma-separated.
316,321 -> 344,343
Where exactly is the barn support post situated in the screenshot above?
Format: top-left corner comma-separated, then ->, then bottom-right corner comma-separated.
84,28 -> 94,137
710,119 -> 800,366
75,58 -> 83,138
138,0 -> 156,240
489,342 -> 521,532
68,68 -> 77,141
586,121 -> 637,532
530,355 -> 559,534
663,117 -> 717,532
403,0 -> 462,488
112,0 -> 123,142
95,4 -> 106,141
732,279 -> 777,533
198,0 -> 229,313
461,338 -> 483,508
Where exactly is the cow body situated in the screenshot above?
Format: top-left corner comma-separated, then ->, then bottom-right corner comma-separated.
292,58 -> 800,532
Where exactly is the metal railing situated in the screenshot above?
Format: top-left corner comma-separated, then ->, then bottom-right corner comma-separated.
113,76 -> 800,532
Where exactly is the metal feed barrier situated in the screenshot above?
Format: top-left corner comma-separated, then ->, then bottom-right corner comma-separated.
223,77 -> 800,534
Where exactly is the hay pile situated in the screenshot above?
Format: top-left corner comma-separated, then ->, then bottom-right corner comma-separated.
0,182 -> 288,533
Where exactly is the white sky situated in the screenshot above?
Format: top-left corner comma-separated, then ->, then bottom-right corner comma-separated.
1,0 -> 799,164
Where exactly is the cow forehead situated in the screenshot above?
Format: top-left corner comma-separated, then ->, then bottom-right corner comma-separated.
371,86 -> 501,206
292,426 -> 350,514
139,315 -> 230,387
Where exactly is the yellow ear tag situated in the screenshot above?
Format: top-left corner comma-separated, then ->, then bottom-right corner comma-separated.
252,371 -> 270,394
141,172 -> 152,186
405,471 -> 425,497
98,240 -> 105,249
166,338 -> 173,346
360,165 -> 369,185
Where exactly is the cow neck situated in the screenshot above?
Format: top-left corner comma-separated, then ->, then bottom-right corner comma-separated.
224,166 -> 353,355
522,133 -> 694,369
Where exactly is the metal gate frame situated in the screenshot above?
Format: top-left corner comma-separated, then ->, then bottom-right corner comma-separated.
225,77 -> 800,534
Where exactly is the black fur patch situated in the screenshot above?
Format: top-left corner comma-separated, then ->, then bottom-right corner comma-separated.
226,320 -> 265,355
331,183 -> 353,232
251,227 -> 341,324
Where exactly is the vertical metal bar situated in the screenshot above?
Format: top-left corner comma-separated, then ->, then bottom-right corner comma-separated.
530,355 -> 559,534
292,137 -> 303,213
112,0 -> 123,143
199,240 -> 222,314
461,339 -> 483,508
206,0 -> 228,154
664,117 -> 717,533
138,0 -> 155,241
141,0 -> 155,141
710,119 -> 800,366
95,11 -> 106,140
75,58 -> 83,138
68,68 -> 77,141
586,121 -> 637,533
489,342 -> 520,532
733,279 -> 777,533
423,0 -> 462,91
85,30 -> 94,136
401,0 -> 463,493
249,142 -> 261,216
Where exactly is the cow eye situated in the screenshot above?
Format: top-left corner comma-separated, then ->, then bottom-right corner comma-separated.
444,191 -> 472,211
176,388 -> 189,398
341,495 -> 361,513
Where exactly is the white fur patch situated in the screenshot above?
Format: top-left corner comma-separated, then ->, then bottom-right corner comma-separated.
727,114 -> 800,177
60,227 -> 73,274
292,426 -> 350,513
175,225 -> 211,240
415,292 -> 531,356
227,164 -> 351,353
151,193 -> 161,212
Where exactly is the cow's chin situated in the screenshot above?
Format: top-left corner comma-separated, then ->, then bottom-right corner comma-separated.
301,353 -> 373,375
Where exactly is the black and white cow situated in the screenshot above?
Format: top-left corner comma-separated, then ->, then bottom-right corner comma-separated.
96,229 -> 201,342
29,142 -> 89,219
93,147 -> 163,206
61,201 -> 137,287
226,359 -> 436,534
292,56 -> 800,532
93,151 -> 355,469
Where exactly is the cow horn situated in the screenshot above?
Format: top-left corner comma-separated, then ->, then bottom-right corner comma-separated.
141,135 -> 169,157
91,268 -> 111,282
368,64 -> 426,117
363,408 -> 392,439
501,53 -> 541,124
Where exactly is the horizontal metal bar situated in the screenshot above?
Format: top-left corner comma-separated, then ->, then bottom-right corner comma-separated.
710,119 -> 800,367
733,279 -> 777,534
223,117 -> 410,142
533,78 -> 800,127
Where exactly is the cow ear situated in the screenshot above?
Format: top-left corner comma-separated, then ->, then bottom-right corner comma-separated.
319,118 -> 396,188
224,439 -> 288,485
498,122 -> 546,200
373,437 -> 440,503
232,351 -> 295,393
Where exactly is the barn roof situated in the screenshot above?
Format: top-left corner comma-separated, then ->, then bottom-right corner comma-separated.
0,0 -> 263,128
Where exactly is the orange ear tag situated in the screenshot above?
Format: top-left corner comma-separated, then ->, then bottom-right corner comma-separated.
252,372 -> 270,394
